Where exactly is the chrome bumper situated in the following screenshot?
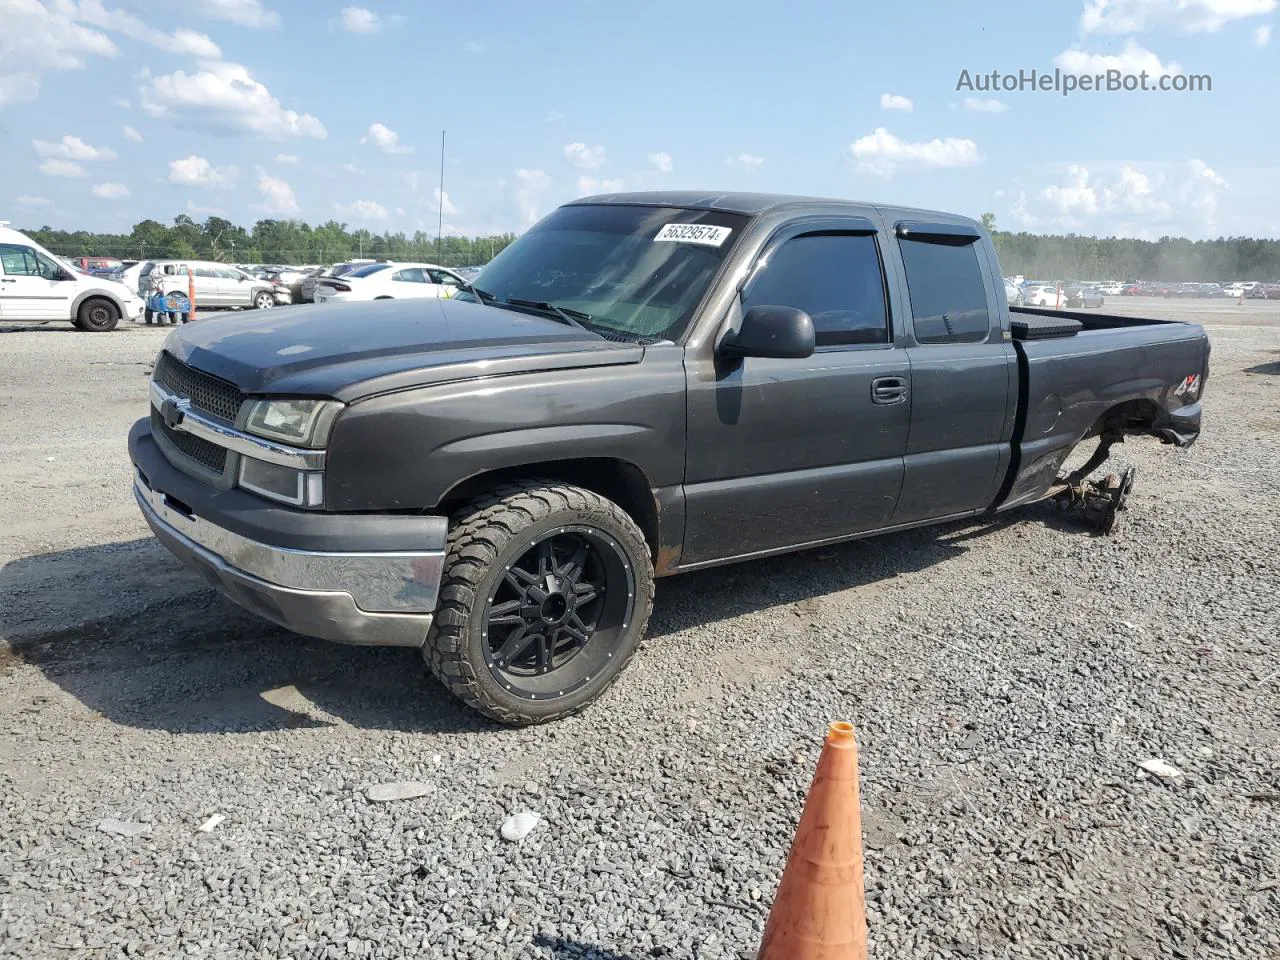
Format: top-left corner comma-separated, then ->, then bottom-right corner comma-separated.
133,471 -> 443,647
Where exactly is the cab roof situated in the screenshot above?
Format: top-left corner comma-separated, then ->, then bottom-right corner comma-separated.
565,190 -> 979,227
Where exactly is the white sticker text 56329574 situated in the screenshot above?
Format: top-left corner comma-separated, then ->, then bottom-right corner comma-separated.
653,223 -> 733,247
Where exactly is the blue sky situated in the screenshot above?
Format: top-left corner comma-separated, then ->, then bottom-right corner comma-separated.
2,0 -> 1277,239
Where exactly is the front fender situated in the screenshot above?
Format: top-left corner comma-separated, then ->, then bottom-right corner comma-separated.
323,349 -> 687,511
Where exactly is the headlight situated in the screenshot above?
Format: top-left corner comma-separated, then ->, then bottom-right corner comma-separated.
243,399 -> 342,448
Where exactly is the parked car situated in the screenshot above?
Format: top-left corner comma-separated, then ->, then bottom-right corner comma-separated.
0,222 -> 143,331
139,260 -> 289,321
128,190 -> 1209,724
108,261 -> 147,294
1024,283 -> 1061,307
1065,286 -> 1104,309
1120,283 -> 1140,296
1096,281 -> 1125,296
313,262 -> 466,303
300,261 -> 375,303
70,255 -> 124,273
1003,278 -> 1023,306
1223,282 -> 1259,298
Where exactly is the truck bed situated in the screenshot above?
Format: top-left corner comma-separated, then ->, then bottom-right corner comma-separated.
998,307 -> 1208,512
1009,304 -> 1188,332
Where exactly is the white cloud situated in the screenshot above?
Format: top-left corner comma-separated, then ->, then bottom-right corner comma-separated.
964,97 -> 1009,113
1255,23 -> 1273,42
52,1 -> 223,59
198,0 -> 280,28
142,61 -> 326,139
342,162 -> 363,174
1055,40 -> 1181,75
15,195 -> 50,206
544,110 -> 565,122
563,142 -> 607,170
1043,165 -> 1100,221
1015,161 -> 1230,234
577,176 -> 625,196
122,124 -> 142,142
275,153 -> 298,165
433,188 -> 458,216
361,122 -> 412,154
1186,159 -> 1228,223
1081,0 -> 1275,33
168,154 -> 236,187
848,128 -> 981,177
185,198 -> 225,216
1103,165 -> 1173,216
39,159 -> 87,177
648,151 -> 673,173
727,152 -> 765,171
33,135 -> 116,161
0,0 -> 118,105
515,168 -> 551,227
339,6 -> 379,33
169,29 -> 222,58
880,93 -> 913,111
257,172 -> 298,214
92,181 -> 129,199
0,72 -> 40,106
333,199 -> 389,222
114,96 -> 130,108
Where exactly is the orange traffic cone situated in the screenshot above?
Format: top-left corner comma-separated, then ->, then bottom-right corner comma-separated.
187,266 -> 198,321
758,721 -> 868,960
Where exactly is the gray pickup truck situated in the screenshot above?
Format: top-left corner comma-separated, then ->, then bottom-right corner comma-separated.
128,192 -> 1209,724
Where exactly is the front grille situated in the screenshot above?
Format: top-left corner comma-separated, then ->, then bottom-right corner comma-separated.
155,410 -> 227,473
153,351 -> 243,424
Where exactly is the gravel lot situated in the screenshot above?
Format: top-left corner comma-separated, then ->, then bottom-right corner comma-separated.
2,300 -> 1278,959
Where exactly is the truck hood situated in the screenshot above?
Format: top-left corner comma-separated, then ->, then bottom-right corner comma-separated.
164,296 -> 645,402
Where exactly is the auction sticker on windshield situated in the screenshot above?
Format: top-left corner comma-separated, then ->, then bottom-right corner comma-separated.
653,223 -> 733,247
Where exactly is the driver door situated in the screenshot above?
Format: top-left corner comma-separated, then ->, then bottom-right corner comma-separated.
681,219 -> 912,565
0,244 -> 73,319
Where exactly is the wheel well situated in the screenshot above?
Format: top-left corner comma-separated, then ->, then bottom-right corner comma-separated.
74,293 -> 121,318
439,459 -> 660,557
1085,398 -> 1160,439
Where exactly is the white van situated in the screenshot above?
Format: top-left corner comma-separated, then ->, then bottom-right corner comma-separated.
0,222 -> 144,331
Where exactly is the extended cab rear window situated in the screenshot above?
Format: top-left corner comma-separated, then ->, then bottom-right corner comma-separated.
899,235 -> 991,344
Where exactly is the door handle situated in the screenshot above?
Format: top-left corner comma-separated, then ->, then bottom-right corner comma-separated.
871,376 -> 907,405
0,278 -> 16,283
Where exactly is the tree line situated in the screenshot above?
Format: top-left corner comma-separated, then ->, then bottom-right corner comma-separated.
23,215 -> 518,269
979,213 -> 1279,281
18,212 -> 1280,281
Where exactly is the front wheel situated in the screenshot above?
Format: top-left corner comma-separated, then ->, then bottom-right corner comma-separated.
77,298 -> 120,332
424,481 -> 655,725
254,292 -> 275,309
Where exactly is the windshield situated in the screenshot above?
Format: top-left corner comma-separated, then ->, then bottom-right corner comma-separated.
459,204 -> 748,340
348,263 -> 392,279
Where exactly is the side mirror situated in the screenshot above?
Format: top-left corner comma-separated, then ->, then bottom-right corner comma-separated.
717,304 -> 816,360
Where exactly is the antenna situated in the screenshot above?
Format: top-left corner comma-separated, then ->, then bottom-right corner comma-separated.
437,130 -> 445,265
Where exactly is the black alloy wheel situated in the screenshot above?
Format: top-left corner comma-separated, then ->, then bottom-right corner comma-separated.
482,526 -> 633,700
424,481 -> 654,725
